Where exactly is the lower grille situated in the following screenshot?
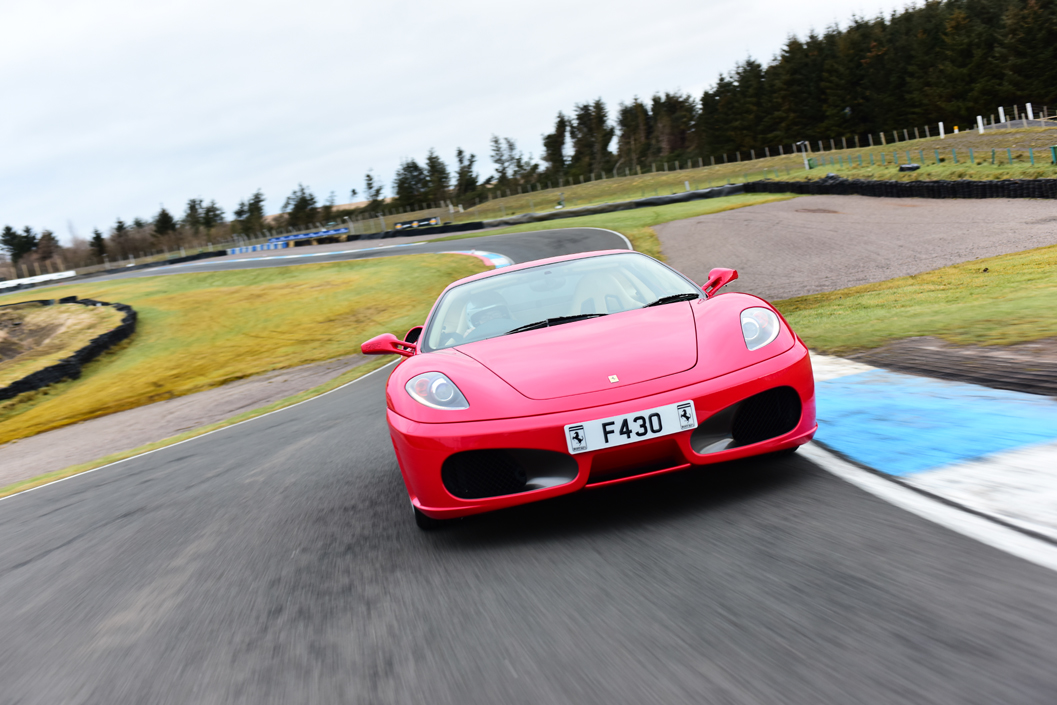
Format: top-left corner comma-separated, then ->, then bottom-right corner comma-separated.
731,387 -> 802,445
441,449 -> 577,500
691,386 -> 802,453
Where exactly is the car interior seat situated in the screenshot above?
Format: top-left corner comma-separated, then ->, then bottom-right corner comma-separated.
569,273 -> 636,315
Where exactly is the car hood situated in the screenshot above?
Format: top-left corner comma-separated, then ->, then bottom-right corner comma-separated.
455,303 -> 698,400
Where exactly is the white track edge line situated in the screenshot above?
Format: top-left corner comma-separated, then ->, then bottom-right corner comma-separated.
0,360 -> 399,504
801,441 -> 1057,573
579,226 -> 634,251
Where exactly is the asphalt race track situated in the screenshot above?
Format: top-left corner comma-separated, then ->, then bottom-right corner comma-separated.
71,227 -> 626,284
2,228 -> 1056,704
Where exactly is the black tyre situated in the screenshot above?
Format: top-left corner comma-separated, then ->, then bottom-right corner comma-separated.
413,506 -> 445,531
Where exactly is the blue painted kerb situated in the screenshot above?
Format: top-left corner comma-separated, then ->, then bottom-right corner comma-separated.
816,370 -> 1057,476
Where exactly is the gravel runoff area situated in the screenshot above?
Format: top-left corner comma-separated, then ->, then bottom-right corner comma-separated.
656,195 -> 1057,301
0,354 -> 369,488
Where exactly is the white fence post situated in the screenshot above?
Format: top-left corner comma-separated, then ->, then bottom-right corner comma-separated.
999,107 -> 1006,124
1027,103 -> 1034,121
939,122 -> 945,139
977,116 -> 985,134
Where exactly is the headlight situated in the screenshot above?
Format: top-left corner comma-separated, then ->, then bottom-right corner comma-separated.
741,307 -> 780,351
405,372 -> 469,410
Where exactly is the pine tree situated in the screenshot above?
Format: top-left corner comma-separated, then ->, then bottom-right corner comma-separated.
90,229 -> 107,259
453,149 -> 478,199
201,200 -> 224,235
364,172 -> 385,212
321,192 -> 336,223
999,0 -> 1057,107
244,190 -> 266,234
489,136 -> 535,188
615,100 -> 650,169
541,113 -> 569,178
36,230 -> 60,261
424,150 -> 451,203
393,160 -> 428,210
650,92 -> 698,161
183,198 -> 203,235
1,225 -> 37,264
568,99 -> 614,176
153,207 -> 178,239
283,185 -> 318,228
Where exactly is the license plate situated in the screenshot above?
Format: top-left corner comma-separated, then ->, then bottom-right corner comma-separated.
564,401 -> 697,454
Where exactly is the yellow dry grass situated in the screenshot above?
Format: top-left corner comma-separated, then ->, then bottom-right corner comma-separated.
0,303 -> 122,387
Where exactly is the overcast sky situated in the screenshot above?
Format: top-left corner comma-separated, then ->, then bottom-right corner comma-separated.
1,0 -> 913,243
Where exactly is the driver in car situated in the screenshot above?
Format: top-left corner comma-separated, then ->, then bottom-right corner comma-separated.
463,290 -> 512,341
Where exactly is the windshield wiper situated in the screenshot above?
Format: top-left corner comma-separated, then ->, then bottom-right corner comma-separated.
504,313 -> 606,335
644,292 -> 700,307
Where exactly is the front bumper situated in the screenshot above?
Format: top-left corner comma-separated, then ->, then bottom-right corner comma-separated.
388,343 -> 816,519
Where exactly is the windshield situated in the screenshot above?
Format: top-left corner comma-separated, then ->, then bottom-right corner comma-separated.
422,252 -> 700,352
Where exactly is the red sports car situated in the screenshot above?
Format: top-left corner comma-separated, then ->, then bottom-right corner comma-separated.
362,250 -> 816,529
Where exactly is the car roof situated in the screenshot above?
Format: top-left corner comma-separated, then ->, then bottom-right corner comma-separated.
441,248 -> 639,293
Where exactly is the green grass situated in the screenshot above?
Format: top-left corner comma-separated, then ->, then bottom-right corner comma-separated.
0,254 -> 486,444
776,242 -> 1057,354
787,149 -> 1057,182
431,192 -> 799,260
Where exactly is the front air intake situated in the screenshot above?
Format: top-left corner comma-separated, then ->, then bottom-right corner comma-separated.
731,387 -> 802,445
691,386 -> 802,454
441,449 -> 578,500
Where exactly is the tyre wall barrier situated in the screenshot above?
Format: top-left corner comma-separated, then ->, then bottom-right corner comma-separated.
743,175 -> 1057,199
228,242 -> 290,255
0,297 -> 137,401
0,270 -> 77,291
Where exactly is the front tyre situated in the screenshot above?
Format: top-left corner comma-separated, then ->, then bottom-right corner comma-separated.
413,505 -> 446,531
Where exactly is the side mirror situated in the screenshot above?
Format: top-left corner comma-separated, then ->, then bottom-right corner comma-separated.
702,268 -> 738,298
404,325 -> 423,344
361,333 -> 416,358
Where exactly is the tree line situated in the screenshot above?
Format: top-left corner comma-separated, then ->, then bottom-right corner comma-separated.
4,0 -> 1055,276
540,0 -> 1057,178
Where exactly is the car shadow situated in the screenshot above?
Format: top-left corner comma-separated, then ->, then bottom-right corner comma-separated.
428,452 -> 816,548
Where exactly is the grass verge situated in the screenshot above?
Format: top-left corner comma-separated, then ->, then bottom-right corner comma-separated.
0,355 -> 396,500
0,254 -> 485,445
431,192 -> 799,260
776,242 -> 1057,354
